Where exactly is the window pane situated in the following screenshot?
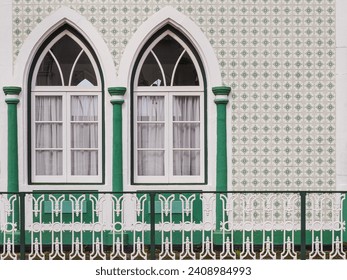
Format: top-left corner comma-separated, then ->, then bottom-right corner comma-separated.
138,151 -> 164,176
138,52 -> 164,86
173,151 -> 200,176
173,123 -> 200,148
71,151 -> 98,175
152,35 -> 184,86
71,51 -> 97,86
51,35 -> 82,86
173,96 -> 200,121
137,124 -> 164,148
35,96 -> 62,121
35,96 -> 63,151
173,52 -> 199,86
36,151 -> 63,175
36,52 -> 63,86
36,124 -> 63,148
71,96 -> 98,121
71,124 -> 98,148
137,96 -> 164,121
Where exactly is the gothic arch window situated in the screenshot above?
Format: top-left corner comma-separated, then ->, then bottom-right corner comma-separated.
132,27 -> 206,184
29,26 -> 103,184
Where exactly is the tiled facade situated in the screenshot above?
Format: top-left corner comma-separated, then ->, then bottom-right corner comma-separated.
12,0 -> 336,191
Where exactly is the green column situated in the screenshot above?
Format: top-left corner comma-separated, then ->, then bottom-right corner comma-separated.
212,86 -> 230,243
3,86 -> 21,193
108,87 -> 126,192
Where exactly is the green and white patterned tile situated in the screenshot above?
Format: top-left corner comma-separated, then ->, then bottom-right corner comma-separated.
12,0 -> 336,191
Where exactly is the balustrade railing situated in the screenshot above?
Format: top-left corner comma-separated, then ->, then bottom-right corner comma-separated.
0,191 -> 346,260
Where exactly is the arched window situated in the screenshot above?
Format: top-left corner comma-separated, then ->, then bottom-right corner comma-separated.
132,27 -> 206,184
29,27 -> 103,183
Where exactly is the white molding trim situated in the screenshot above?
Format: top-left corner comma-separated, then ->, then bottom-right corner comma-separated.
0,0 -> 12,192
0,0 -> 13,84
117,6 -> 222,87
12,6 -> 115,191
336,0 -> 347,190
119,6 -> 220,191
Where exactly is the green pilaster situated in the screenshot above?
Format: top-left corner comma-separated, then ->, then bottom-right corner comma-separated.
212,86 -> 230,242
108,87 -> 126,193
3,86 -> 21,193
213,86 -> 230,192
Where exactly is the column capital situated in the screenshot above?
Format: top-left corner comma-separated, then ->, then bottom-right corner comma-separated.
3,86 -> 22,96
212,86 -> 231,96
110,99 -> 125,105
109,87 -> 126,105
5,98 -> 20,105
108,87 -> 126,96
214,99 -> 229,105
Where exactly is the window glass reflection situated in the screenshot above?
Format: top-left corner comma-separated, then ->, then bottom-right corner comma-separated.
137,35 -> 200,87
51,35 -> 82,85
71,52 -> 97,86
138,52 -> 164,86
36,52 -> 63,86
173,52 -> 199,86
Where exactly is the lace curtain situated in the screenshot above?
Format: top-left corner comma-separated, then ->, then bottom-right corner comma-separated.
137,95 -> 200,177
35,95 -> 98,176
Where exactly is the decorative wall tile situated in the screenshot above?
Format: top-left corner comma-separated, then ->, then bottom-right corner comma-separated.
12,0 -> 335,191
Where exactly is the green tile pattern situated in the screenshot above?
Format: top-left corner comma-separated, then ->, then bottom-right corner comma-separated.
12,0 -> 335,191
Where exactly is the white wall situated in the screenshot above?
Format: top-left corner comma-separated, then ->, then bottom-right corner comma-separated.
1,2 -> 346,191
117,7 -> 221,191
12,6 -> 117,191
0,0 -> 13,192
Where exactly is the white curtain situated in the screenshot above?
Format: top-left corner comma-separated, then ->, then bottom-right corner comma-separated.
137,96 -> 165,176
172,96 -> 200,176
71,96 -> 98,175
35,96 -> 63,175
35,95 -> 98,177
137,95 -> 200,177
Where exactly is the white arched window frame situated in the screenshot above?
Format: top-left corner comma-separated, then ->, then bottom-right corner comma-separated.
30,30 -> 102,183
133,30 -> 205,184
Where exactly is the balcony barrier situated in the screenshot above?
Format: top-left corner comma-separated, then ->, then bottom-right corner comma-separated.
0,191 -> 346,260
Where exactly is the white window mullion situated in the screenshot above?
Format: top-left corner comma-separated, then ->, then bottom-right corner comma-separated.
151,50 -> 167,86
68,93 -> 101,182
32,92 -> 103,183
32,92 -> 66,182
68,50 -> 84,86
30,29 -> 102,184
98,94 -> 102,179
133,95 -> 139,181
134,91 -> 205,184
171,50 -> 186,86
31,93 -> 36,180
65,92 -> 71,182
134,93 -> 168,183
48,50 -> 65,86
166,93 -> 171,182
200,92 -> 204,180
133,30 -> 205,185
